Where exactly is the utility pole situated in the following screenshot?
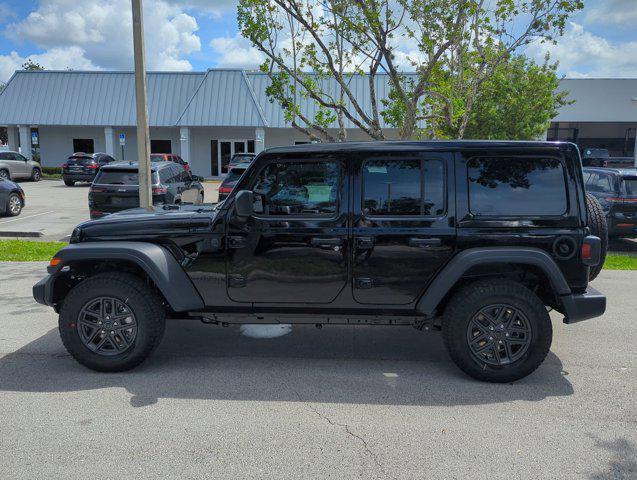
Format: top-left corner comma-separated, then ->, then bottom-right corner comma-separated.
131,0 -> 153,211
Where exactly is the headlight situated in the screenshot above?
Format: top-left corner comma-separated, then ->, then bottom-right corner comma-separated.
70,227 -> 83,243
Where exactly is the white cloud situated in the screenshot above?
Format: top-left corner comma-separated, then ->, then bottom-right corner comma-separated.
0,47 -> 98,82
584,0 -> 637,27
0,0 -> 201,81
526,22 -> 637,78
210,33 -> 265,69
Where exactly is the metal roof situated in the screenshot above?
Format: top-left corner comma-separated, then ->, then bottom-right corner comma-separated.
176,70 -> 266,127
1,69 -> 635,128
0,70 -> 204,127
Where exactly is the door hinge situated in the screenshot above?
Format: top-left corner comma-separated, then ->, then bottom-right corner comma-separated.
227,236 -> 246,249
354,277 -> 374,289
228,274 -> 246,288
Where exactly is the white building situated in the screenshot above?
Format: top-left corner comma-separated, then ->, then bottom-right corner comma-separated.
0,69 -> 636,177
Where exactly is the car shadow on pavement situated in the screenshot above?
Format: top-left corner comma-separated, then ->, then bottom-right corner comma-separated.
0,320 -> 573,408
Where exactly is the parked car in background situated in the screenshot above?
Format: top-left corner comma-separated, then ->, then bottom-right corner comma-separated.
88,161 -> 204,219
0,151 -> 42,181
584,167 -> 637,237
0,177 -> 25,216
218,165 -> 247,201
581,148 -> 610,167
226,152 -> 256,172
150,153 -> 191,173
62,152 -> 116,186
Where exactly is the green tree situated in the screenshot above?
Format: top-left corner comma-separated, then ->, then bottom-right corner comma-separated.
238,0 -> 583,141
22,59 -> 44,70
434,55 -> 571,140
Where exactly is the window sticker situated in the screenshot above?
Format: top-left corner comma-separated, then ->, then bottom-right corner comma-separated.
306,184 -> 332,203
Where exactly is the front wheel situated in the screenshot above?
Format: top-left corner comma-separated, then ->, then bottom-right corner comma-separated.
442,279 -> 552,383
59,273 -> 166,372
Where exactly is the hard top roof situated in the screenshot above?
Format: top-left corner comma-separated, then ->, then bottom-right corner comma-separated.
263,140 -> 575,155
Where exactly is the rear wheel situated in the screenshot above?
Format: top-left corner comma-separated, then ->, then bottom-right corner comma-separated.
5,193 -> 23,216
585,193 -> 607,281
442,279 -> 552,383
59,273 -> 166,372
0,169 -> 9,180
64,179 -> 75,186
31,168 -> 41,182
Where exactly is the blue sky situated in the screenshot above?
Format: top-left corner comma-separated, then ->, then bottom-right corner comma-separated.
1,0 -> 636,83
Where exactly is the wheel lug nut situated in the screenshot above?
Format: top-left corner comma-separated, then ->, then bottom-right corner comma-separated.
498,340 -> 503,344
505,333 -> 509,337
111,331 -> 115,334
488,336 -> 493,341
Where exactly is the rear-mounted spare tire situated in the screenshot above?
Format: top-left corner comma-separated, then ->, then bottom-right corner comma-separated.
585,193 -> 607,281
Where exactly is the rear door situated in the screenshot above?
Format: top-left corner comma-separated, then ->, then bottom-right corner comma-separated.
226,155 -> 348,304
8,153 -> 29,178
352,152 -> 456,305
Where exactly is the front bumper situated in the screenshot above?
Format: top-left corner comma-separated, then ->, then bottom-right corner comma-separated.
33,274 -> 55,308
560,285 -> 606,324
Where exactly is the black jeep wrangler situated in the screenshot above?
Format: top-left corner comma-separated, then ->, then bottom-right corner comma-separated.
33,141 -> 607,382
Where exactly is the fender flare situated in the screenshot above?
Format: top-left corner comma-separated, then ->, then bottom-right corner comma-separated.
416,247 -> 571,317
49,241 -> 204,312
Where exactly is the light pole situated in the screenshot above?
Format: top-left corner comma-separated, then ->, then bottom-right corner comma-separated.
131,0 -> 153,211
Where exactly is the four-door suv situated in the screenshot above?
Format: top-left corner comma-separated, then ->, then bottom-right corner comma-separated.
584,167 -> 637,237
88,161 -> 204,219
33,141 -> 607,383
0,150 -> 42,181
62,152 -> 116,186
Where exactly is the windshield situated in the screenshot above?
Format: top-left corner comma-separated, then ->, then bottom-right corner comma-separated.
624,177 -> 637,196
68,156 -> 94,164
94,169 -> 158,185
231,154 -> 254,164
222,168 -> 246,185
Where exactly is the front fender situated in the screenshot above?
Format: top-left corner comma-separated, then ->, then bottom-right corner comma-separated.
41,241 -> 204,312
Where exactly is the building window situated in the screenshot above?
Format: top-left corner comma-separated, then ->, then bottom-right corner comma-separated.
151,140 -> 172,153
73,138 -> 94,154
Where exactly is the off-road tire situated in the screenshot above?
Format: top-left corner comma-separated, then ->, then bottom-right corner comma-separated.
442,279 -> 552,383
59,273 -> 166,372
585,193 -> 607,281
64,179 -> 75,186
31,168 -> 41,182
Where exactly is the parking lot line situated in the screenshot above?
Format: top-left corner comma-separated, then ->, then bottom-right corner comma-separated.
0,211 -> 55,225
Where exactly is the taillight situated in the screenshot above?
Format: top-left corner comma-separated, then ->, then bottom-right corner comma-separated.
218,186 -> 232,194
86,164 -> 99,169
90,187 -> 106,193
153,187 -> 168,194
581,243 -> 592,261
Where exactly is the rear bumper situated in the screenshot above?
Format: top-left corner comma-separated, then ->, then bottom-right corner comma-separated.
560,286 -> 606,324
33,274 -> 55,308
63,173 -> 96,182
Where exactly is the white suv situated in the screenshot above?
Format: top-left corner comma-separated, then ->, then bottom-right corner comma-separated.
0,151 -> 42,181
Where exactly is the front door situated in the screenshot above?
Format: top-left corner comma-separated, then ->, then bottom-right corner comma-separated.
226,157 -> 348,304
352,152 -> 456,305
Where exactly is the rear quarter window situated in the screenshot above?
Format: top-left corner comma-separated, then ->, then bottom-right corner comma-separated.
468,157 -> 567,216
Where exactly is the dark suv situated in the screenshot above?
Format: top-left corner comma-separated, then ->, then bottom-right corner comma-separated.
62,152 -> 116,186
88,161 -> 204,219
33,141 -> 607,382
584,167 -> 637,237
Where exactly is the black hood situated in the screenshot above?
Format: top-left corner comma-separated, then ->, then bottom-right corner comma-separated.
72,204 -> 220,242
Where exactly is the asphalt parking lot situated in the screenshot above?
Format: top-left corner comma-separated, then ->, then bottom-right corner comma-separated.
0,263 -> 634,479
0,179 -> 220,241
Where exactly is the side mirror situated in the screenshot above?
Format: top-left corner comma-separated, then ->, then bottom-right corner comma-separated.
234,190 -> 254,218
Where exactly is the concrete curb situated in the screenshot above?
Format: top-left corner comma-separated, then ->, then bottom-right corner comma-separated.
0,231 -> 43,238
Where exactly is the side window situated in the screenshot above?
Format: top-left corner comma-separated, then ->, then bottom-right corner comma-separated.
0,153 -> 8,160
468,156 -> 567,216
159,167 -> 172,184
252,161 -> 340,216
363,158 -> 445,216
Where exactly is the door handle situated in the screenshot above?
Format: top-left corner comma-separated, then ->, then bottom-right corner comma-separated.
355,236 -> 374,249
408,237 -> 442,248
311,237 -> 343,248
